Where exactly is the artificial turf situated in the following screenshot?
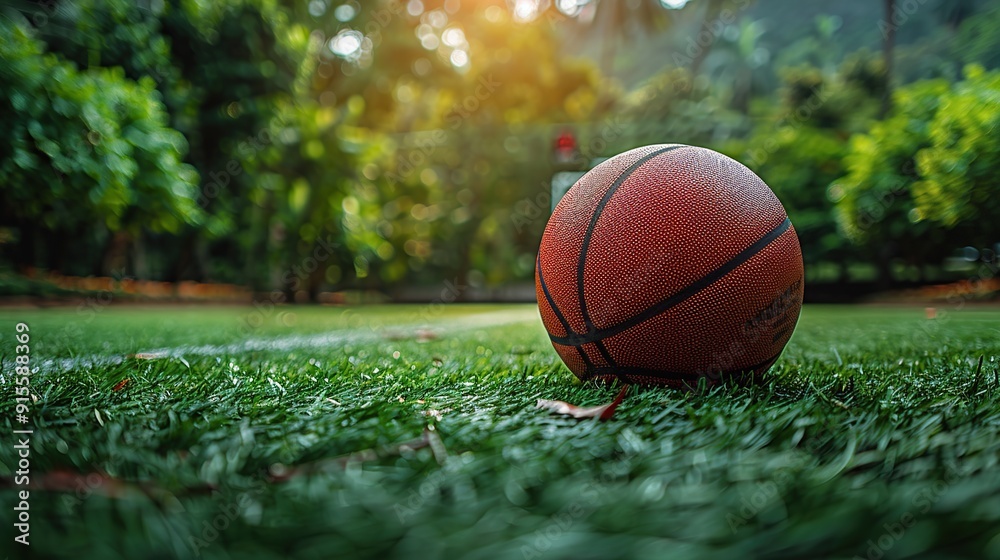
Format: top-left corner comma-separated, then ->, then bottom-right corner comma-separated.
1,303 -> 1000,559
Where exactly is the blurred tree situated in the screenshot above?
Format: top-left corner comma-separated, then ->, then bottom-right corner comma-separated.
952,6 -> 1000,71
0,21 -> 202,275
731,54 -> 882,281
772,14 -> 844,74
547,0 -> 674,78
38,0 -> 307,285
618,65 -> 746,149
309,5 -> 612,293
880,0 -> 895,117
833,76 -> 961,285
702,17 -> 771,113
912,65 -> 1000,248
933,0 -> 979,31
589,0 -> 672,76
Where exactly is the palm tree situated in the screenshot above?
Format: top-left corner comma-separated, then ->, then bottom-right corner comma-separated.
545,0 -> 674,77
704,17 -> 770,114
880,0 -> 895,118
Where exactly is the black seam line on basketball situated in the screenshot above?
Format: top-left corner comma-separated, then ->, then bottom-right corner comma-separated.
553,216 -> 792,347
576,145 -> 683,335
593,340 -> 617,368
590,340 -> 627,384
581,349 -> 784,382
537,253 -> 595,370
536,253 -> 574,335
575,342 -> 595,371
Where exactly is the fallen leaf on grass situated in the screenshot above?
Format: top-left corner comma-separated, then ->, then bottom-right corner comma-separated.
416,329 -> 437,342
424,408 -> 441,422
382,328 -> 439,342
112,378 -> 130,392
425,426 -> 449,465
0,469 -> 215,502
131,352 -> 169,360
536,385 -> 630,421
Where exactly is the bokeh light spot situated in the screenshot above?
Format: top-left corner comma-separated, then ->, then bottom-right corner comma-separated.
450,49 -> 469,68
308,0 -> 327,17
484,5 -> 504,22
512,0 -> 539,23
329,30 -> 363,58
333,4 -> 356,22
426,9 -> 448,28
412,57 -> 432,76
442,27 -> 466,47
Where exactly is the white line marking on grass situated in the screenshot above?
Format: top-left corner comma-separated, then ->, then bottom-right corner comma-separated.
2,308 -> 539,378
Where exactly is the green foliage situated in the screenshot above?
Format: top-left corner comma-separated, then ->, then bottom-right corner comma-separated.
0,22 -> 201,234
619,66 -> 747,149
832,77 -> 953,270
952,6 -> 1000,70
835,66 -> 1000,266
2,0 -> 1000,290
912,65 -> 1000,245
728,54 -> 884,276
4,0 -> 313,282
317,13 -> 613,288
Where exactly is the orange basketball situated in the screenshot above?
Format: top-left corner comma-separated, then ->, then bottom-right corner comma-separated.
535,144 -> 804,387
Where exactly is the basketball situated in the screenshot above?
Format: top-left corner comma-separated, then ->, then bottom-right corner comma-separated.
535,144 -> 804,387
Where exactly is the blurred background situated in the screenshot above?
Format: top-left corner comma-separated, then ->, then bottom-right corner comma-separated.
1,0 -> 998,305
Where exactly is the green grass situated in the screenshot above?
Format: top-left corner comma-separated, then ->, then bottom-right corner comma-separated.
2,304 -> 1000,559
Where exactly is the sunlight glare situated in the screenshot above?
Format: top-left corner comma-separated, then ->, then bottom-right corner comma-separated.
450,49 -> 469,68
660,0 -> 689,8
329,30 -> 363,58
513,0 -> 539,23
333,4 -> 356,21
442,27 -> 466,48
556,0 -> 581,16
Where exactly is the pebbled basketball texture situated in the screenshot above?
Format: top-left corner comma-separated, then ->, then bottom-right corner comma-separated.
535,144 -> 804,387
